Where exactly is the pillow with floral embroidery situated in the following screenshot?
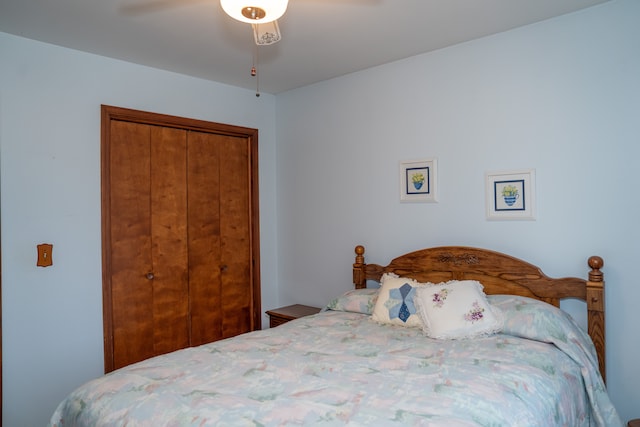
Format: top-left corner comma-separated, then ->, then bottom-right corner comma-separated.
371,273 -> 433,327
414,280 -> 503,339
324,288 -> 379,314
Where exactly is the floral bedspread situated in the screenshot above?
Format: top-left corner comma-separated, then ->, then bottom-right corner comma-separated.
50,295 -> 621,426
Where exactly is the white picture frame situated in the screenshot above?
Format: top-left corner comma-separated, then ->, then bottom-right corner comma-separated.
400,158 -> 438,203
485,169 -> 536,220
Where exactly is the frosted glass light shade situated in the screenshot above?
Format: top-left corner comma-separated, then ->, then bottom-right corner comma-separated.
252,21 -> 281,45
220,0 -> 289,24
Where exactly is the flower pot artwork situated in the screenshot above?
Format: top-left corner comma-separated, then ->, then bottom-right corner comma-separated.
501,185 -> 519,206
401,161 -> 437,202
411,172 -> 425,191
503,195 -> 518,206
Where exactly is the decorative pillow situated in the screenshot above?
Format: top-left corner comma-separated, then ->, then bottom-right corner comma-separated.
414,280 -> 503,339
324,288 -> 379,315
371,273 -> 433,327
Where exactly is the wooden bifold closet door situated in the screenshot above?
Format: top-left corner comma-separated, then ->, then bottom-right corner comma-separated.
102,106 -> 260,372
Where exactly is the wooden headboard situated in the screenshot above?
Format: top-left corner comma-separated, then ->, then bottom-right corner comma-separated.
352,245 -> 606,381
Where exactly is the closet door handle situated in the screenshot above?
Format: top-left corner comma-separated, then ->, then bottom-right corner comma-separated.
146,272 -> 155,280
220,265 -> 228,272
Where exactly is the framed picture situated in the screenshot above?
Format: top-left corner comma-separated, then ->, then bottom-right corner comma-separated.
485,169 -> 536,220
400,158 -> 438,203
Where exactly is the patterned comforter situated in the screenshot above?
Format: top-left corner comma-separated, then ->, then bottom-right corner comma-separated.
49,294 -> 622,426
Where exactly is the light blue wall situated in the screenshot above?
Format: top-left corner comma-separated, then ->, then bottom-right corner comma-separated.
2,0 -> 639,425
276,0 -> 639,422
0,33 -> 279,426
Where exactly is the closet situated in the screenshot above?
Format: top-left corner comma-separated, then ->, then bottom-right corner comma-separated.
101,106 -> 260,372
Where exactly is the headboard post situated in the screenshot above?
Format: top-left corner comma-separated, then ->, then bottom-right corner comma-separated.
353,245 -> 366,289
586,255 -> 606,383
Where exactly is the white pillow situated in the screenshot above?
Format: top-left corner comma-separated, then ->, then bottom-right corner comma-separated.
371,273 -> 432,328
414,280 -> 503,339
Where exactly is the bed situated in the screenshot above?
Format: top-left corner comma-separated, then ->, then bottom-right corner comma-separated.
49,245 -> 622,426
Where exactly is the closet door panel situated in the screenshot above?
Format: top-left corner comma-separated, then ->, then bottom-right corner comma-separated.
103,105 -> 260,373
150,126 -> 190,354
187,131 -> 223,346
218,135 -> 252,338
109,121 -> 155,369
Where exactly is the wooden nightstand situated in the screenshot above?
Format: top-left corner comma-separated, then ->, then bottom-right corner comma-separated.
628,419 -> 640,427
266,304 -> 321,328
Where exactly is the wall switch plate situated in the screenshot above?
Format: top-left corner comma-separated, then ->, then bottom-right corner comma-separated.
37,243 -> 53,267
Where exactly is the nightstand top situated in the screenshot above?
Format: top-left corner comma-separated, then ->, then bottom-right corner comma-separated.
266,304 -> 321,320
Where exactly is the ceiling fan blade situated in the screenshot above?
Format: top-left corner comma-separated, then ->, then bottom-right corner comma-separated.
119,0 -> 210,16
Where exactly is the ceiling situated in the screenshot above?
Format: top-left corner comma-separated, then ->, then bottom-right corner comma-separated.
0,0 -> 610,94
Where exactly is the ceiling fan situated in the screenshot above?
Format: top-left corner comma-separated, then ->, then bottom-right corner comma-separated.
217,0 -> 289,95
122,0 -> 289,46
121,0 -> 375,45
119,0 -> 290,96
120,0 -> 370,95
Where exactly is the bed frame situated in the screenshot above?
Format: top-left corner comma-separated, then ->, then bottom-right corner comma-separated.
352,245 -> 607,381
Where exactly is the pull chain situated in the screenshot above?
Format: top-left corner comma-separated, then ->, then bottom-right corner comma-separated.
252,43 -> 260,97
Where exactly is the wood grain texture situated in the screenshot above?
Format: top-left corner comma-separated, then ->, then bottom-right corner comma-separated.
187,130 -> 223,346
586,257 -> 606,382
109,120 -> 155,369
150,126 -> 190,355
218,134 -> 252,339
353,245 -> 607,380
102,105 -> 261,372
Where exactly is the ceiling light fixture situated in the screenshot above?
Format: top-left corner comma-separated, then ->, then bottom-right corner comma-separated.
220,0 -> 289,24
220,1 -> 289,97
